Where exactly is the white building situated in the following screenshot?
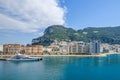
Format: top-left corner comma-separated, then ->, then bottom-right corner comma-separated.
68,42 -> 78,53
59,41 -> 69,54
43,47 -> 53,53
90,41 -> 100,55
68,41 -> 89,54
0,44 -> 3,52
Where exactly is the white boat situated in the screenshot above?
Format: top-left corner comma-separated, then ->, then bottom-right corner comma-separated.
7,53 -> 42,61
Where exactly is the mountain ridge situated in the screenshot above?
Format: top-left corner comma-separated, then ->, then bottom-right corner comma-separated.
32,25 -> 120,46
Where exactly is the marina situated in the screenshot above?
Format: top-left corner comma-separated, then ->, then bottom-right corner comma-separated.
0,53 -> 42,61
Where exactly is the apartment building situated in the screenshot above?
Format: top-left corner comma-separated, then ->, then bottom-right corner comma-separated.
3,44 -> 43,55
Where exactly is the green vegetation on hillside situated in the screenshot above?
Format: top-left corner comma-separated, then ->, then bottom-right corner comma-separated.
32,25 -> 120,46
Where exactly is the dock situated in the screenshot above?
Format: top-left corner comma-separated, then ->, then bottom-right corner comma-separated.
0,58 -> 7,61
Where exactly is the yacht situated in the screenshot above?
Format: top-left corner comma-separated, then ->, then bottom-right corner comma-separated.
7,53 -> 42,61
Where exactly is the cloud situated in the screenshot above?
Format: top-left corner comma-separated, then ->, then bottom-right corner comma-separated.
0,0 -> 66,33
0,14 -> 38,32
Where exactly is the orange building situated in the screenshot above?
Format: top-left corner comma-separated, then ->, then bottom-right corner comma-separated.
25,45 -> 43,55
3,44 -> 43,55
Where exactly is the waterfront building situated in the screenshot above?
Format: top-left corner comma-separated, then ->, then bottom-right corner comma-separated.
43,47 -> 53,53
0,44 -> 3,54
0,44 -> 3,52
100,44 -> 120,53
3,44 -> 43,55
68,41 -> 89,54
100,43 -> 110,53
51,47 -> 60,55
47,40 -> 102,55
90,41 -> 100,55
83,43 -> 90,54
112,44 -> 120,53
59,41 -> 69,54
48,41 -> 60,55
68,42 -> 78,53
48,41 -> 69,55
43,46 -> 61,55
25,45 -> 43,55
78,41 -> 84,53
3,44 -> 21,55
108,44 -> 118,53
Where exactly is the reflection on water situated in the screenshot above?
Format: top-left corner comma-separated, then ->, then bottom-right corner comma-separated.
43,56 -> 109,67
0,55 -> 120,80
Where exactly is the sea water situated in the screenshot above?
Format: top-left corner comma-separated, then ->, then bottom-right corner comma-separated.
0,54 -> 120,80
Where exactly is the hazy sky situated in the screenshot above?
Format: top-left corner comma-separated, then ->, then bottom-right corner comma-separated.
0,0 -> 120,44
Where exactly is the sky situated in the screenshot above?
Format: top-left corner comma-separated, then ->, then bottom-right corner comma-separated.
0,0 -> 120,44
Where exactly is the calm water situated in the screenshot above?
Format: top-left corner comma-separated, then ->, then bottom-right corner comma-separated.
0,54 -> 120,80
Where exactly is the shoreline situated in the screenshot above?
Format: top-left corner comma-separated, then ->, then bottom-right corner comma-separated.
0,54 -> 107,58
0,53 -> 120,59
32,54 -> 107,57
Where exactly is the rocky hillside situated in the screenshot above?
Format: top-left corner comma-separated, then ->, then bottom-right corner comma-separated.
32,25 -> 120,46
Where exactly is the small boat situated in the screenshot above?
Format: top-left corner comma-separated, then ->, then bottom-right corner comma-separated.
7,53 -> 42,61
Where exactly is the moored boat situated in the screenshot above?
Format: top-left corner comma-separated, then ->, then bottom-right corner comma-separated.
7,53 -> 42,61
